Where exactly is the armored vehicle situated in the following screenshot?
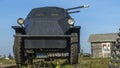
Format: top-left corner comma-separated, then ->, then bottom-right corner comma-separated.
12,5 -> 89,66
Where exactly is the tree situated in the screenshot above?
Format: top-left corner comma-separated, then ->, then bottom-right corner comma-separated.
8,53 -> 13,59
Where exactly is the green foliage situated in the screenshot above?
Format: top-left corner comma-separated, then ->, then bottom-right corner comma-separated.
0,57 -> 110,68
8,53 -> 13,59
61,65 -> 73,68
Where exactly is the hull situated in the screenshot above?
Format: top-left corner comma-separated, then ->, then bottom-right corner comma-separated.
24,38 -> 67,48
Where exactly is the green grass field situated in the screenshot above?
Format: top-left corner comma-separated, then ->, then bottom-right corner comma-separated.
0,57 -> 110,68
79,57 -> 109,68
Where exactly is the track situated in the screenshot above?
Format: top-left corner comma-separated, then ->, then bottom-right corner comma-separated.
109,30 -> 120,68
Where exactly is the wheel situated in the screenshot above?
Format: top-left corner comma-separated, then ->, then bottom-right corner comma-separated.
25,54 -> 33,65
13,37 -> 25,66
69,33 -> 79,64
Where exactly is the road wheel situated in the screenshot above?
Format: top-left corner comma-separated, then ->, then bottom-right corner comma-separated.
13,37 -> 25,67
25,55 -> 33,65
69,33 -> 79,64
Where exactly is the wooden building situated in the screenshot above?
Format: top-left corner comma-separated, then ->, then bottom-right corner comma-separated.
88,33 -> 119,58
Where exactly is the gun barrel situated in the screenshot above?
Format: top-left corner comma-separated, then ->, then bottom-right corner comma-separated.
68,11 -> 80,14
66,5 -> 89,11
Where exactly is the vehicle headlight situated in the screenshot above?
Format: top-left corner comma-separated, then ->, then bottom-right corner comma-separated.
17,18 -> 24,25
68,19 -> 74,25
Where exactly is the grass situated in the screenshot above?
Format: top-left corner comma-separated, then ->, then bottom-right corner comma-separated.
0,58 -> 15,64
0,57 -> 110,68
79,57 -> 110,68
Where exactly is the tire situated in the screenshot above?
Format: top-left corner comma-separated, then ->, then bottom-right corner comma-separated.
13,37 -> 25,66
69,33 -> 79,64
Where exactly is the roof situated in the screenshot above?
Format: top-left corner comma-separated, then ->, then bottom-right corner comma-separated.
88,33 -> 119,43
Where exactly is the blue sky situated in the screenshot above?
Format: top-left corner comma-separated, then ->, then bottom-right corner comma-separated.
0,0 -> 120,56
